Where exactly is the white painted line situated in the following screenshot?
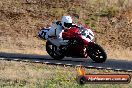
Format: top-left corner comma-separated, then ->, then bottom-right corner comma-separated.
44,62 -> 50,64
106,68 -> 113,70
1,58 -> 132,73
35,61 -> 40,63
96,67 -> 104,69
23,60 -> 29,62
13,59 -> 19,61
76,65 -> 82,66
114,69 -> 122,71
66,64 -> 72,66
0,58 -> 5,60
87,66 -> 95,68
126,70 -> 132,72
56,63 -> 63,65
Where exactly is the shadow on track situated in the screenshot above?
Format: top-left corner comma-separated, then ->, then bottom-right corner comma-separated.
0,52 -> 132,70
0,52 -> 84,62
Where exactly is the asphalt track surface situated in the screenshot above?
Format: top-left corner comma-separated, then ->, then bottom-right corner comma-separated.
0,52 -> 132,72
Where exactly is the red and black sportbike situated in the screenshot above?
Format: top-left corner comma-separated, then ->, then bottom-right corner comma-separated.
38,24 -> 107,63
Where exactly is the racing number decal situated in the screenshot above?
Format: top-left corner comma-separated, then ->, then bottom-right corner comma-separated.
39,28 -> 49,39
41,31 -> 47,38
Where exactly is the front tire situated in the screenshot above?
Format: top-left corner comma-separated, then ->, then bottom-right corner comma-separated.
46,41 -> 65,60
87,42 -> 107,63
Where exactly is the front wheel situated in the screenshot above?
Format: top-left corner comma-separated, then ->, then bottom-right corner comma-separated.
87,42 -> 107,63
46,41 -> 65,60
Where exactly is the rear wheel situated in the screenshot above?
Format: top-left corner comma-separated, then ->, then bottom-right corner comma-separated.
87,42 -> 107,63
46,41 -> 65,60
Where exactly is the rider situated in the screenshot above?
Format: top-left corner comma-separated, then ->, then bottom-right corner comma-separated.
47,15 -> 78,52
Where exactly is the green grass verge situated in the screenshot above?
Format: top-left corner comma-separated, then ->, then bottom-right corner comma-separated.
0,60 -> 132,88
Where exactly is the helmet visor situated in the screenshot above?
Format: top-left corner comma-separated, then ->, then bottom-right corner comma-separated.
64,22 -> 72,28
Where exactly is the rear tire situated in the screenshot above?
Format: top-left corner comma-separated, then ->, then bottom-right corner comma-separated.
46,41 -> 65,60
87,42 -> 107,63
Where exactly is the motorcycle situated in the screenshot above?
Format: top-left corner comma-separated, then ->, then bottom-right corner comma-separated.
38,25 -> 107,63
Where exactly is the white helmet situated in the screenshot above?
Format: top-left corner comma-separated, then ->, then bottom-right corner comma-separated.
61,16 -> 72,29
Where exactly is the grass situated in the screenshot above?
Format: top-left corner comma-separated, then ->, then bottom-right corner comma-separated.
0,60 -> 132,88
